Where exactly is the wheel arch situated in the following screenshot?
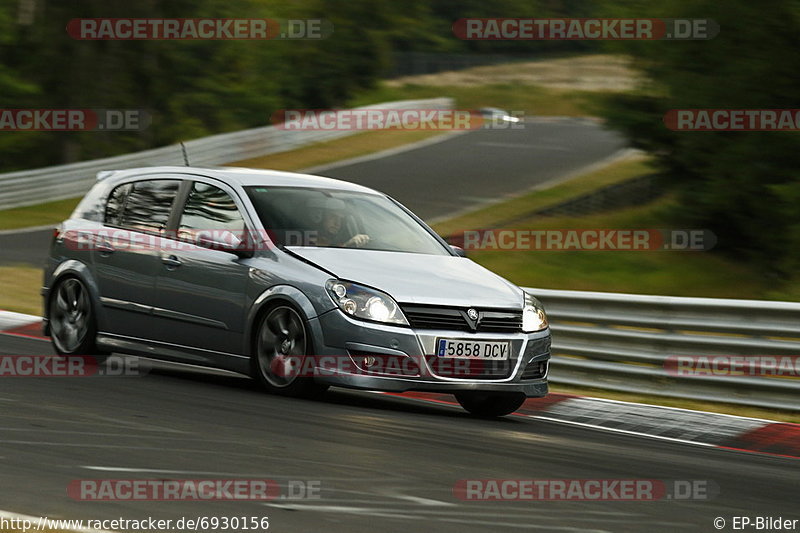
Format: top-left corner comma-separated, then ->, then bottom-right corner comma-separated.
245,285 -> 324,357
44,260 -> 106,334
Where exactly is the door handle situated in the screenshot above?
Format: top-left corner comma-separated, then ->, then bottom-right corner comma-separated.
96,241 -> 115,255
162,255 -> 182,268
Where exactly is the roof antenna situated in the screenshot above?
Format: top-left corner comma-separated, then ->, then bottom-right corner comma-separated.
180,142 -> 190,166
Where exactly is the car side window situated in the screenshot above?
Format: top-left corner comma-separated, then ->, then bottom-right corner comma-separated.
104,183 -> 132,226
178,182 -> 245,244
117,179 -> 181,234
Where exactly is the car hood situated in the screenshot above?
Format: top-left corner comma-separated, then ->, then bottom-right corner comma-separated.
286,247 -> 523,309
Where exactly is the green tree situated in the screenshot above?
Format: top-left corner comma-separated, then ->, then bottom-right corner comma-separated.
0,0 -> 45,169
600,0 -> 800,276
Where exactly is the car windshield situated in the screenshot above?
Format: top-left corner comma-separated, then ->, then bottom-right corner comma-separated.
245,186 -> 450,255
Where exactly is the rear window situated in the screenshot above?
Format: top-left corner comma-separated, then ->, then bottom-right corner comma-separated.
104,183 -> 131,226
178,182 -> 245,240
105,179 -> 181,234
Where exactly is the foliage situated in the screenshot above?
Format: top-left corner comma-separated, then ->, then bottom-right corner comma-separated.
0,0 -> 601,170
599,0 -> 800,275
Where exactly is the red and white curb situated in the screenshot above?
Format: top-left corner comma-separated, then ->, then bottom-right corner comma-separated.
383,392 -> 800,460
0,310 -> 45,339
2,310 -> 798,459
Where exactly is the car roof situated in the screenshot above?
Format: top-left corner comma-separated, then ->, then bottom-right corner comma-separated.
99,166 -> 381,195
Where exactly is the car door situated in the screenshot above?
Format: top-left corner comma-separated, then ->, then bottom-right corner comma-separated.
150,179 -> 253,358
92,178 -> 181,339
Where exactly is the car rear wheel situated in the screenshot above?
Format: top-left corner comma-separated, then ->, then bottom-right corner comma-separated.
251,303 -> 327,398
49,277 -> 102,358
455,392 -> 526,418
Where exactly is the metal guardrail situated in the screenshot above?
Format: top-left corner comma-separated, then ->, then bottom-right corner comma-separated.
528,288 -> 800,411
0,98 -> 453,210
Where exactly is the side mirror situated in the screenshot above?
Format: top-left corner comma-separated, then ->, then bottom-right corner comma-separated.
197,230 -> 253,258
450,245 -> 467,257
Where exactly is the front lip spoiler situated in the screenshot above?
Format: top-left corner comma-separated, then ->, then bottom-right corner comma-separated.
312,369 -> 548,397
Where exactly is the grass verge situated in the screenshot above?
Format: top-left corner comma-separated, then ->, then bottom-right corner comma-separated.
460,196 -> 772,299
431,152 -> 650,236
0,197 -> 81,231
0,265 -> 42,315
230,128 -> 444,171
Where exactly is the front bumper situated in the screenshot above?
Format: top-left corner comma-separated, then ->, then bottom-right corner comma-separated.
312,308 -> 551,397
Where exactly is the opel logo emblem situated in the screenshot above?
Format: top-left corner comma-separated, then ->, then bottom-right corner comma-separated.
467,308 -> 478,320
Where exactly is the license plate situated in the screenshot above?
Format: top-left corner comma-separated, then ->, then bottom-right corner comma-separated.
436,339 -> 511,360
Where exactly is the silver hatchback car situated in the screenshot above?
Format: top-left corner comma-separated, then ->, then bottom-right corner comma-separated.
43,166 -> 551,417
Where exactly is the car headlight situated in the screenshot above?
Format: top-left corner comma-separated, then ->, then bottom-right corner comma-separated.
522,292 -> 549,332
326,280 -> 408,326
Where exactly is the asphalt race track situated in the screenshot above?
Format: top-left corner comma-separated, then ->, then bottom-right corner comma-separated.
0,335 -> 798,532
318,117 -> 625,221
0,118 -> 625,266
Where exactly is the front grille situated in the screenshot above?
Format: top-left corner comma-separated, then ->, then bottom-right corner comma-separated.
403,307 -> 466,330
478,312 -> 524,333
401,305 -> 522,333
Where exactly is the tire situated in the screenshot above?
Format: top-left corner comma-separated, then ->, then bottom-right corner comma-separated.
48,277 -> 104,360
455,392 -> 526,418
250,303 -> 327,398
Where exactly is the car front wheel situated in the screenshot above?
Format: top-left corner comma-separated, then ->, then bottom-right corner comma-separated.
251,303 -> 327,398
455,392 -> 526,417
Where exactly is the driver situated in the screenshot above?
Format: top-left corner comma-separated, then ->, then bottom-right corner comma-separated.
315,198 -> 370,248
